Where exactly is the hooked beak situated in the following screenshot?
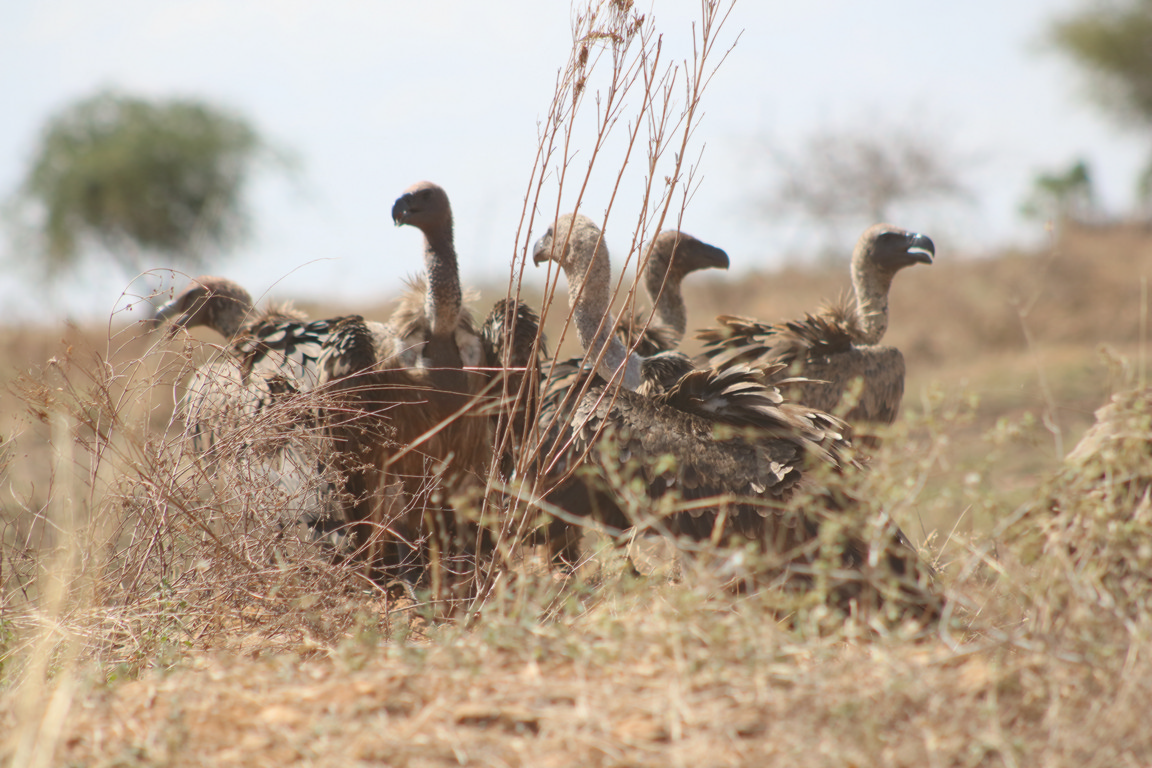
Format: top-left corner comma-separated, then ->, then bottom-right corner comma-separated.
700,242 -> 730,270
145,296 -> 187,336
531,234 -> 553,266
391,194 -> 413,226
906,233 -> 935,265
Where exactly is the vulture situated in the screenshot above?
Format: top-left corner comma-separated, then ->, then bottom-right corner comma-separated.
530,214 -> 858,565
146,276 -> 374,543
320,180 -> 545,586
697,224 -> 934,441
616,229 -> 729,357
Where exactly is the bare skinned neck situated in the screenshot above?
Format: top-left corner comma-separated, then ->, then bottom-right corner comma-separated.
566,242 -> 643,391
851,260 -> 895,346
422,226 -> 463,339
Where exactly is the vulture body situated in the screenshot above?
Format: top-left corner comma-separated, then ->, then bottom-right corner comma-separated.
530,214 -> 857,564
321,181 -> 544,586
698,224 -> 934,438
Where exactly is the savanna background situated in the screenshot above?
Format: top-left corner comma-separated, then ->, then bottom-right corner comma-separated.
4,1 -> 1152,765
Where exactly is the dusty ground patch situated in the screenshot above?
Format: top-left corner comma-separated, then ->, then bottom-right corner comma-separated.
13,597 -> 1152,768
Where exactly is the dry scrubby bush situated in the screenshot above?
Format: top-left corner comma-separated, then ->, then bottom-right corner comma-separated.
5,228 -> 1152,768
6,294 -> 1148,692
0,330 -> 936,676
0,329 -> 418,676
1009,385 -> 1152,626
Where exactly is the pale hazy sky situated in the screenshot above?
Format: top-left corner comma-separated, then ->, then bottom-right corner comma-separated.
1,0 -> 1146,322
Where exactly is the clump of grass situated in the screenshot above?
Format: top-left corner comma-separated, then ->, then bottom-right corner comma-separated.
2,315 -> 425,678
1007,386 -> 1152,630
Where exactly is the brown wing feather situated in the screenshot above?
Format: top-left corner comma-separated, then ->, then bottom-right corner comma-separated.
481,299 -> 547,480
537,363 -> 855,547
314,288 -> 515,582
697,293 -> 856,370
320,358 -> 493,576
698,293 -> 906,427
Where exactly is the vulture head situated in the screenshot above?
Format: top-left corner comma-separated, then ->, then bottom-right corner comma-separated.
531,213 -> 609,275
146,276 -> 253,339
392,181 -> 453,236
856,224 -> 935,276
640,229 -> 729,300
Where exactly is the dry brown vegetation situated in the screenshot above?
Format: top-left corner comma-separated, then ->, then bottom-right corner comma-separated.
6,0 -> 1152,763
3,219 -> 1151,768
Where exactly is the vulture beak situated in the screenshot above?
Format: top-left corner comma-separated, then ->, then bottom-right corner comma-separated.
531,233 -> 553,266
700,242 -> 730,270
391,194 -> 413,226
145,295 -> 187,336
906,233 -> 935,265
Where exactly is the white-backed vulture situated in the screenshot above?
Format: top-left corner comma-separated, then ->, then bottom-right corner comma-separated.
530,214 -> 858,564
146,276 -> 374,542
320,181 -> 544,585
697,224 -> 934,439
616,229 -> 729,357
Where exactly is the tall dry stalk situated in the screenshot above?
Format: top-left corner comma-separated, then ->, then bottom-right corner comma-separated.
479,0 -> 740,595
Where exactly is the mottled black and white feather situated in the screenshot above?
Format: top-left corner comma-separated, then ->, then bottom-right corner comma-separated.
149,277 -> 382,543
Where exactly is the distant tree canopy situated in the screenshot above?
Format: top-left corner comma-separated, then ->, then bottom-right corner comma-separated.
1049,0 -> 1152,214
760,120 -> 969,256
1049,0 -> 1152,128
11,90 -> 285,277
1021,159 -> 1099,225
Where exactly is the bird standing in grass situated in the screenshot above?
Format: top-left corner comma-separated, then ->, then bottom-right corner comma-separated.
319,181 -> 544,593
147,275 -> 376,545
698,224 -> 934,444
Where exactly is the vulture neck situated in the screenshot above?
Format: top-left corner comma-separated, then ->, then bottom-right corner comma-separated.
422,223 -> 463,340
643,264 -> 687,341
565,243 -> 644,392
850,257 -> 895,346
214,297 -> 255,340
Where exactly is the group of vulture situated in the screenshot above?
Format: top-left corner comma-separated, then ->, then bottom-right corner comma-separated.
147,180 -> 940,614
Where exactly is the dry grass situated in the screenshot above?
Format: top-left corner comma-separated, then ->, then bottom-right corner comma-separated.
27,593 -> 1152,768
3,220 -> 1151,767
6,1 -> 1152,764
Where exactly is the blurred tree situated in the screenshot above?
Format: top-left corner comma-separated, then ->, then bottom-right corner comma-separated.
1049,0 -> 1152,127
1021,159 -> 1099,225
1139,164 -> 1152,217
761,120 -> 970,255
9,89 -> 289,277
1049,0 -> 1152,213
